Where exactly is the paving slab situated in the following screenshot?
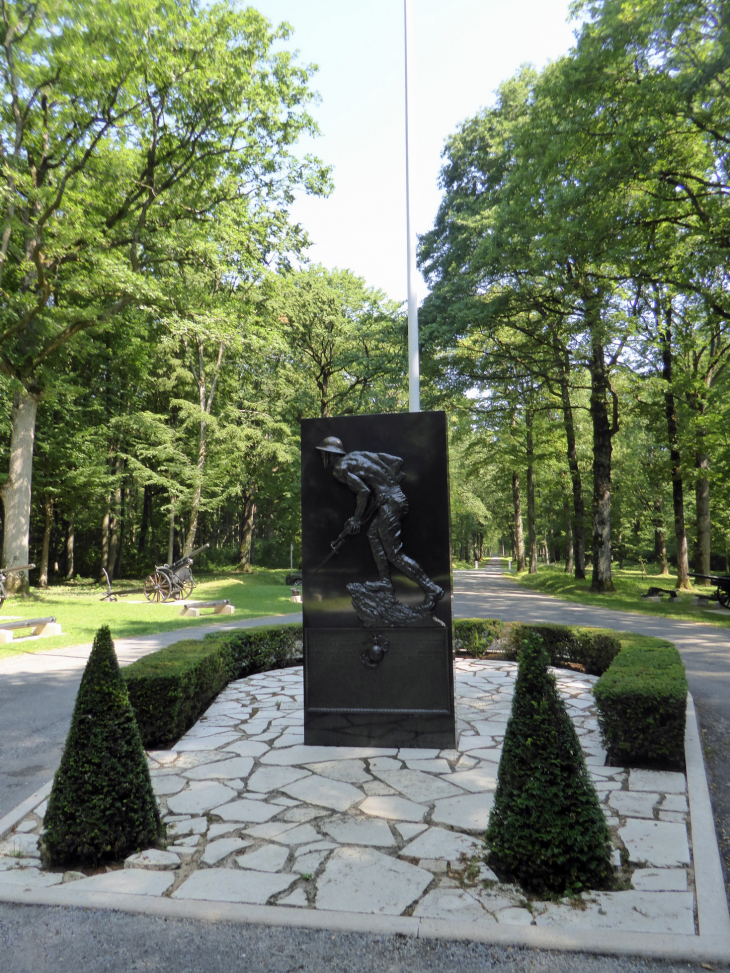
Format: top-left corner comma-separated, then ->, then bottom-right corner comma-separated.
316,847 -> 431,915
2,656 -> 729,964
619,819 -> 691,867
172,867 -> 295,904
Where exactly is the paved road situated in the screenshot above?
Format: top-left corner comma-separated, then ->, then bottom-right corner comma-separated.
453,562 -> 730,713
0,613 -> 302,819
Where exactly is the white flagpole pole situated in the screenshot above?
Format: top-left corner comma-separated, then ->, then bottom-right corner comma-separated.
404,0 -> 420,413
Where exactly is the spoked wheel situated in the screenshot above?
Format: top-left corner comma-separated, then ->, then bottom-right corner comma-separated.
718,589 -> 730,609
144,571 -> 172,603
179,578 -> 194,600
0,582 -> 5,610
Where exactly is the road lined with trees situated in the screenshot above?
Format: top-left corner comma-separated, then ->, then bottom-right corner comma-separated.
1,0 -> 729,600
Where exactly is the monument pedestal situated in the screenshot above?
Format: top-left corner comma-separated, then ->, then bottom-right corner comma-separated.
301,411 -> 455,750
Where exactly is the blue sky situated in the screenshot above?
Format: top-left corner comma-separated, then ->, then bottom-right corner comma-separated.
252,1 -> 579,303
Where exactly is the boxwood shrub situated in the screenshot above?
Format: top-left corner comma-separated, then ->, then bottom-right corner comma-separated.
486,634 -> 613,896
593,635 -> 687,768
43,626 -> 164,867
506,623 -> 621,675
124,623 -> 302,748
453,618 -> 505,657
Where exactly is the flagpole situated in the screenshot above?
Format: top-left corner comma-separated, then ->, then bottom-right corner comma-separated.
404,0 -> 420,413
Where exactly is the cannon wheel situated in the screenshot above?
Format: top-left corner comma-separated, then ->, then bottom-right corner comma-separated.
179,578 -> 194,600
0,580 -> 5,610
718,588 -> 730,609
144,571 -> 172,603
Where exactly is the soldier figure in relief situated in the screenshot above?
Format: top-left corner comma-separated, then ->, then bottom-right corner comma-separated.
316,436 -> 444,610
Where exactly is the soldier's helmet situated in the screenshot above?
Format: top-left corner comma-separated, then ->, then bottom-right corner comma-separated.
315,436 -> 346,455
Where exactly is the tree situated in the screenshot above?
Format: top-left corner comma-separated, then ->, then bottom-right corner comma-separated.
0,0 -> 328,588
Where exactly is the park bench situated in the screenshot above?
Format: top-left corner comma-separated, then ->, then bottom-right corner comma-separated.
178,599 -> 235,618
0,616 -> 61,644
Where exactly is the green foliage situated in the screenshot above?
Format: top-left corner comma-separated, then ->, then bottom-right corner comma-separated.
507,624 -> 621,676
453,618 -> 505,658
42,626 -> 163,867
486,635 -> 613,896
124,624 -> 302,747
594,637 -> 687,768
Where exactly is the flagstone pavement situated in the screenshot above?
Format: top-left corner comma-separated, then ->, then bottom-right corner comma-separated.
0,659 -> 697,936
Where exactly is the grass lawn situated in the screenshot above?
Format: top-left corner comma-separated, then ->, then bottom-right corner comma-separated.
0,569 -> 300,660
509,562 -> 730,628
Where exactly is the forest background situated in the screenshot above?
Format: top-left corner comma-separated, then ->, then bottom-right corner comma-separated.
1,0 -> 728,598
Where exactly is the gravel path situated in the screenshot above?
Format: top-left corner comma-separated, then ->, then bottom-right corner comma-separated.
0,903 -> 724,973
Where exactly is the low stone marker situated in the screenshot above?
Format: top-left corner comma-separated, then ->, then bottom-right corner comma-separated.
0,616 -> 62,643
178,600 -> 234,618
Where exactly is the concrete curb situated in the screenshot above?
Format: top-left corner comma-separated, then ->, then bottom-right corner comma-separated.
2,689 -> 729,961
0,780 -> 51,843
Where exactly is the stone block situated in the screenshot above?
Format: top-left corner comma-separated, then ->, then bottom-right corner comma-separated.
0,630 -> 13,644
178,606 -> 200,617
32,622 -> 61,637
214,603 -> 235,614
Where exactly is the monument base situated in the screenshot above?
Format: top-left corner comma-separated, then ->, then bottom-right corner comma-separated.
303,627 -> 455,749
304,711 -> 455,749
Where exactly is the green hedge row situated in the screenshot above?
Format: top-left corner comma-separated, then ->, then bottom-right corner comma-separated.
453,618 -> 505,657
123,624 -> 302,748
593,635 -> 687,768
506,623 -> 621,676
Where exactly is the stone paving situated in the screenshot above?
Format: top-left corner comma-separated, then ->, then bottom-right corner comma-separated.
0,660 -> 696,935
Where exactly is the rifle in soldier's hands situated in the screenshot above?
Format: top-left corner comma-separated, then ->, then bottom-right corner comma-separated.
312,521 -> 360,574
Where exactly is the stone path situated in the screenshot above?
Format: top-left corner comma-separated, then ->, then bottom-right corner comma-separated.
0,660 -> 700,938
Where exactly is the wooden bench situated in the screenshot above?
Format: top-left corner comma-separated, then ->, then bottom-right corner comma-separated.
178,599 -> 234,618
0,616 -> 62,643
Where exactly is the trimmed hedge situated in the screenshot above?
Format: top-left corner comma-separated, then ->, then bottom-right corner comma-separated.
506,623 -> 621,676
453,618 -> 505,657
593,635 -> 687,768
486,634 -> 613,896
43,626 -> 164,867
124,624 -> 302,748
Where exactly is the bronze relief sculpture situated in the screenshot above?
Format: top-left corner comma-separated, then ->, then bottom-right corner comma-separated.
316,436 -> 444,628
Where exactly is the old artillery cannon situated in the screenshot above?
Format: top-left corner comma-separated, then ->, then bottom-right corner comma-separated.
143,544 -> 210,603
690,573 -> 730,608
0,564 -> 36,609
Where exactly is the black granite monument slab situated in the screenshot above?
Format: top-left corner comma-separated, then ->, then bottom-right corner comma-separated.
301,411 -> 455,748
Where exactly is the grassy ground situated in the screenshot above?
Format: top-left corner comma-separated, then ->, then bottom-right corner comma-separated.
509,562 -> 730,628
0,569 -> 299,660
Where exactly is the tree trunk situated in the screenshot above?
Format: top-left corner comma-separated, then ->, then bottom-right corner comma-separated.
238,498 -> 256,572
526,412 -> 537,574
65,513 -> 75,580
695,447 -> 711,581
107,457 -> 122,581
99,506 -> 110,584
564,494 -> 574,573
37,495 -> 54,588
168,499 -> 175,565
0,387 -> 40,593
512,471 -> 526,571
557,355 -> 586,579
139,485 -> 152,553
588,324 -> 616,592
653,497 -> 668,575
659,308 -> 691,589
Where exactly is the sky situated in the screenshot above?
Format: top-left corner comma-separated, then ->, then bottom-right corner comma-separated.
252,0 -> 580,304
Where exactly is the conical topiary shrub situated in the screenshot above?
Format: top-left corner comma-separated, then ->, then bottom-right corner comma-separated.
43,625 -> 164,867
485,634 -> 613,895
